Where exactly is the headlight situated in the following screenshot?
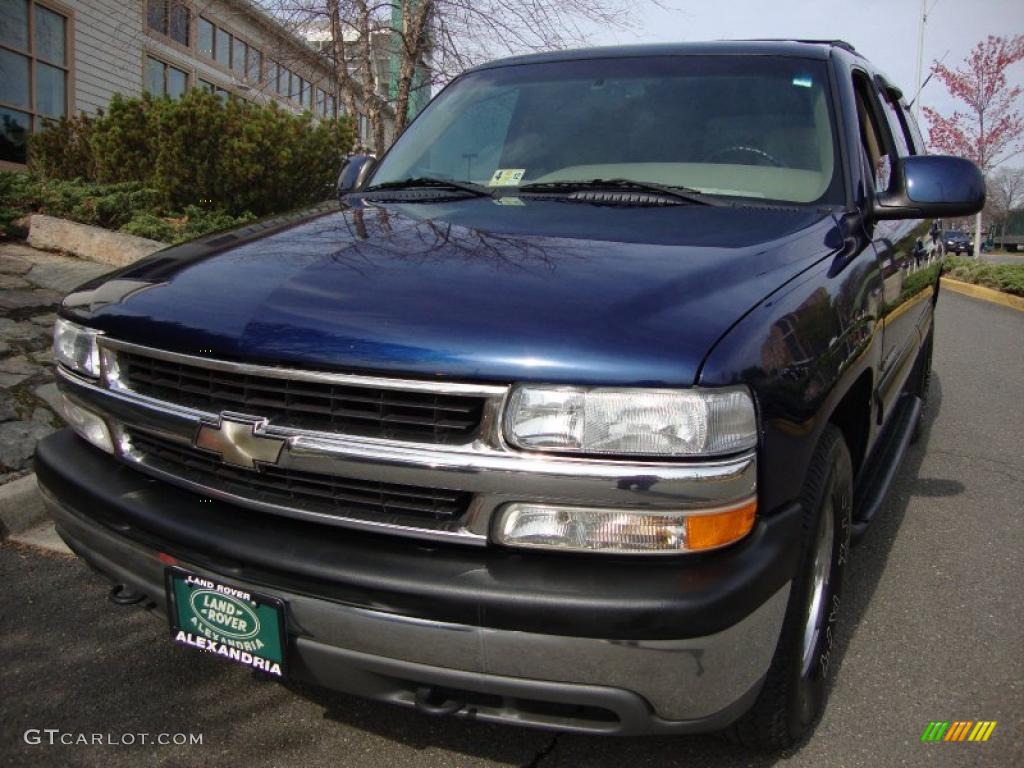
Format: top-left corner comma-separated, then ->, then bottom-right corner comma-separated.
494,498 -> 757,554
503,386 -> 757,457
53,318 -> 102,378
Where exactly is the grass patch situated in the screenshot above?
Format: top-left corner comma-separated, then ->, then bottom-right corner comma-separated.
943,256 -> 1024,298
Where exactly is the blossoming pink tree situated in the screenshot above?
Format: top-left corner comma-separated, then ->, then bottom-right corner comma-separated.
923,35 -> 1024,255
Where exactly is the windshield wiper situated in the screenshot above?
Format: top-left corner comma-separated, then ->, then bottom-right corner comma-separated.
518,178 -> 720,206
365,177 -> 492,198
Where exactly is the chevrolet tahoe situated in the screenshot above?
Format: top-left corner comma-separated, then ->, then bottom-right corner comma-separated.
37,40 -> 984,751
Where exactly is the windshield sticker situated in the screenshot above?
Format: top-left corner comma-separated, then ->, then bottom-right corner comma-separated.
792,76 -> 813,88
489,168 -> 526,187
493,196 -> 525,206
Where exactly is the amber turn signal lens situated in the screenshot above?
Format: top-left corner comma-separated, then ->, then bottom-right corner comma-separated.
684,498 -> 757,551
495,497 -> 758,554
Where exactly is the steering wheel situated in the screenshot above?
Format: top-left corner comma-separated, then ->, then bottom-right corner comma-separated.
705,145 -> 783,167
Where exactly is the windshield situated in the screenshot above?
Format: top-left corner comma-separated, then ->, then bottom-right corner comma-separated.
370,55 -> 842,205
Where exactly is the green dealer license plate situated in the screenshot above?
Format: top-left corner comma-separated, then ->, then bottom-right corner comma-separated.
165,567 -> 287,677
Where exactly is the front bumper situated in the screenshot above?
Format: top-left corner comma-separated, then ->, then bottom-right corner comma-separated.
36,430 -> 799,734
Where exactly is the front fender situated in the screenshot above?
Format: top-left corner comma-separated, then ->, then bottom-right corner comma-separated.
697,245 -> 883,513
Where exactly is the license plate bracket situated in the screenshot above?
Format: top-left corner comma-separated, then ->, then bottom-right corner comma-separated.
165,566 -> 287,677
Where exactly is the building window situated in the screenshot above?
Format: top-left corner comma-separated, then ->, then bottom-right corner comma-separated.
247,47 -> 261,82
145,56 -> 188,99
316,91 -> 337,119
199,80 -> 226,101
197,17 -> 262,83
231,37 -> 246,74
197,17 -> 214,58
0,0 -> 70,165
146,1 -> 190,47
215,26 -> 230,68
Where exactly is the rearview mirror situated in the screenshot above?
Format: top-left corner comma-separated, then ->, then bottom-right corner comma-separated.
337,154 -> 377,198
873,155 -> 985,220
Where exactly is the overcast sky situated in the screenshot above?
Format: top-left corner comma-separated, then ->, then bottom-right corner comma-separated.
578,0 -> 1023,159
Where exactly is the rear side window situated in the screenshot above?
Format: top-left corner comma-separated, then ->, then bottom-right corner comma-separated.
901,105 -> 926,155
877,84 -> 917,156
852,72 -> 893,194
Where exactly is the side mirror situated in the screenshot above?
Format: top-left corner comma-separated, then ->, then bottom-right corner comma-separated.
874,155 -> 985,220
337,154 -> 377,197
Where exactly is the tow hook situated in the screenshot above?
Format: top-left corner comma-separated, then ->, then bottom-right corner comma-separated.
108,584 -> 147,606
414,686 -> 465,716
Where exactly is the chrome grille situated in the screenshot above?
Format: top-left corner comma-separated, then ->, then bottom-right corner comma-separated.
126,428 -> 471,522
117,351 -> 485,444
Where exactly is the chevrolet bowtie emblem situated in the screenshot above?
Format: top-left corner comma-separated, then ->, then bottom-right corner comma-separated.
194,416 -> 286,470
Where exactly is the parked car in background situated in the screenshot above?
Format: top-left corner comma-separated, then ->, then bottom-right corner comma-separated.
38,40 -> 984,753
943,230 -> 973,254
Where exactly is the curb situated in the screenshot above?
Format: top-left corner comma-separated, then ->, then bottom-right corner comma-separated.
941,278 -> 1024,313
0,473 -> 47,540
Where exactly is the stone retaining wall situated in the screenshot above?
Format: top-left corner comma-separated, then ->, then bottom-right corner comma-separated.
27,215 -> 165,267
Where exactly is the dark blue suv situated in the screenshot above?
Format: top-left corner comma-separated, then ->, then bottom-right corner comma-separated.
38,40 -> 983,751
943,229 -> 973,254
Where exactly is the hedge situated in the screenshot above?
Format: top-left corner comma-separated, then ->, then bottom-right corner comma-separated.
26,89 -> 354,219
0,173 -> 255,244
943,255 -> 1024,298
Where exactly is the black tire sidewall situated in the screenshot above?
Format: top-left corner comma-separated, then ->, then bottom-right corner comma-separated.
787,428 -> 853,735
722,426 -> 854,751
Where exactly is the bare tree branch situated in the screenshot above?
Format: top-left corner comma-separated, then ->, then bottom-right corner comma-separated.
255,0 -> 668,149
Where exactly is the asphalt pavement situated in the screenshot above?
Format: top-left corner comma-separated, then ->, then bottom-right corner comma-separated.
1,290 -> 1022,768
981,251 -> 1024,266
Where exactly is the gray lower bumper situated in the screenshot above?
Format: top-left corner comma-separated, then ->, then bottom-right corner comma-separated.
44,488 -> 788,735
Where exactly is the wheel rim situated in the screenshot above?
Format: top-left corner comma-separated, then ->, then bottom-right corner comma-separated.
800,499 -> 834,676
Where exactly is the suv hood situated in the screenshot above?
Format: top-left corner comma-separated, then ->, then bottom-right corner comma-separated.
64,198 -> 837,386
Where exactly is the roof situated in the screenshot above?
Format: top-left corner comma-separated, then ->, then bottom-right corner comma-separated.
467,39 -> 854,74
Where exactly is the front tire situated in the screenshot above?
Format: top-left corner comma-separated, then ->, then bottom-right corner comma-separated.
725,425 -> 852,751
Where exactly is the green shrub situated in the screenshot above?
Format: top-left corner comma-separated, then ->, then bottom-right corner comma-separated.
120,206 -> 255,245
27,113 -> 96,179
0,175 -> 161,229
0,173 -> 252,243
0,172 -> 32,233
28,90 -> 354,218
90,94 -> 160,184
943,255 -> 1024,297
117,212 -> 177,243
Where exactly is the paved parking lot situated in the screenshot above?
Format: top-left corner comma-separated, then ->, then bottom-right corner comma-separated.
1,290 -> 1022,767
981,250 -> 1024,265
